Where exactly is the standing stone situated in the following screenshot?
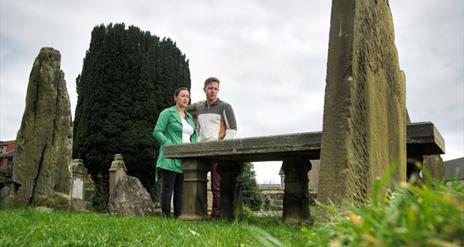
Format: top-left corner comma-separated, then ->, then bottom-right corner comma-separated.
11,47 -> 72,207
70,159 -> 87,211
318,1 -> 407,207
107,175 -> 155,216
108,154 -> 127,197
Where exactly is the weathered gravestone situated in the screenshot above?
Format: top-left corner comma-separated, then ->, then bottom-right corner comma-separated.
70,159 -> 87,211
11,47 -> 72,207
107,175 -> 156,216
108,154 -> 127,197
318,0 -> 407,207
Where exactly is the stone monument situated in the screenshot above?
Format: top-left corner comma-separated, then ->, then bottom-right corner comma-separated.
107,175 -> 156,216
318,0 -> 407,207
11,47 -> 72,207
108,154 -> 127,197
70,159 -> 87,211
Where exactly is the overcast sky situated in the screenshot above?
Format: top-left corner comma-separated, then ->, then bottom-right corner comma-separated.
1,0 -> 463,183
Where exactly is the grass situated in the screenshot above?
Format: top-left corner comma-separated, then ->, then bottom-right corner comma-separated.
1,177 -> 463,246
303,178 -> 464,246
0,208 -> 306,246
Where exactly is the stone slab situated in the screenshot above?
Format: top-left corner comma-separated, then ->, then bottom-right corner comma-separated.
164,122 -> 444,161
407,122 -> 445,155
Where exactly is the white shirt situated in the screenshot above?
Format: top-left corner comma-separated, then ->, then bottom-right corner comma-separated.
181,118 -> 194,143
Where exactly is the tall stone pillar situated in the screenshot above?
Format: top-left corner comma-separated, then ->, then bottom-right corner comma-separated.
12,47 -> 72,207
282,158 -> 311,223
318,0 -> 407,209
108,154 -> 127,197
70,159 -> 87,211
181,159 -> 210,220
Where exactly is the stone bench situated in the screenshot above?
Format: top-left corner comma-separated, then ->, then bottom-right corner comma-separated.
164,122 -> 444,222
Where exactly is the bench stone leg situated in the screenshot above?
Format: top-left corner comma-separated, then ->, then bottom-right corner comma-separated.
218,162 -> 244,220
181,159 -> 209,220
282,158 -> 311,223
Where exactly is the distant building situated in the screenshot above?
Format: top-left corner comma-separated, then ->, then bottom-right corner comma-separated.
0,140 -> 16,171
258,183 -> 282,190
444,157 -> 464,185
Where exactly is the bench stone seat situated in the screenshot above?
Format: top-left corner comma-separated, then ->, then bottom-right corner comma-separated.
406,122 -> 445,155
165,132 -> 322,161
164,122 -> 444,223
165,122 -> 444,160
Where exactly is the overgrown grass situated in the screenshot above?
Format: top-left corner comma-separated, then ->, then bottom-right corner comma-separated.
303,179 -> 464,246
1,178 -> 463,246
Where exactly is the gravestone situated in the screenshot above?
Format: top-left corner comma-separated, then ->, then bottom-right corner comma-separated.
318,0 -> 407,207
108,154 -> 127,197
11,47 -> 72,207
107,175 -> 156,216
70,159 -> 87,211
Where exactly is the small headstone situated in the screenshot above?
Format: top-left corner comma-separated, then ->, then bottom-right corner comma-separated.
107,175 -> 155,216
108,154 -> 127,197
70,159 -> 87,211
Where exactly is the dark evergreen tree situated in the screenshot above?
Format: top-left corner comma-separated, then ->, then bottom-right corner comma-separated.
241,162 -> 263,211
73,23 -> 190,211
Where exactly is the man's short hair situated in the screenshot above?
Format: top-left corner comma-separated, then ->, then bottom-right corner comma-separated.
204,77 -> 220,87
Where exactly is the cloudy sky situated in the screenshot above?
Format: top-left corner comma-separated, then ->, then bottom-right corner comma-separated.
1,0 -> 463,183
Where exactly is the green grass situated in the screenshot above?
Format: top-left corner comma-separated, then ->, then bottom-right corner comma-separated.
304,179 -> 464,247
0,208 -> 306,246
1,179 -> 463,247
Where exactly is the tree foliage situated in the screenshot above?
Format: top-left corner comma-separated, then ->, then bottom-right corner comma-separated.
241,162 -> 263,211
73,23 -> 190,210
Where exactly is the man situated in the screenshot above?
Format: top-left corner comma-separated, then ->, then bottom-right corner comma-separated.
196,76 -> 237,218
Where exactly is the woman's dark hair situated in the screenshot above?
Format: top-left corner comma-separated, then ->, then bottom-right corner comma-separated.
173,87 -> 190,97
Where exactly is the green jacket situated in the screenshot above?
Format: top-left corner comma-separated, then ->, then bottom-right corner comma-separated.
153,106 -> 197,173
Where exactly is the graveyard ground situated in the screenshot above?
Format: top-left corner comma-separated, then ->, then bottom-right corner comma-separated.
1,178 -> 462,247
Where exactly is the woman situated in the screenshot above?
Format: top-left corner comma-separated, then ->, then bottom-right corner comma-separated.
153,87 -> 196,218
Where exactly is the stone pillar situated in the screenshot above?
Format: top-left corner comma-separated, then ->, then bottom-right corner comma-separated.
422,155 -> 445,183
282,158 -> 311,224
70,159 -> 87,211
12,47 -> 72,207
279,168 -> 285,189
108,154 -> 127,197
318,0 -> 407,210
181,159 -> 210,220
218,161 -> 244,220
